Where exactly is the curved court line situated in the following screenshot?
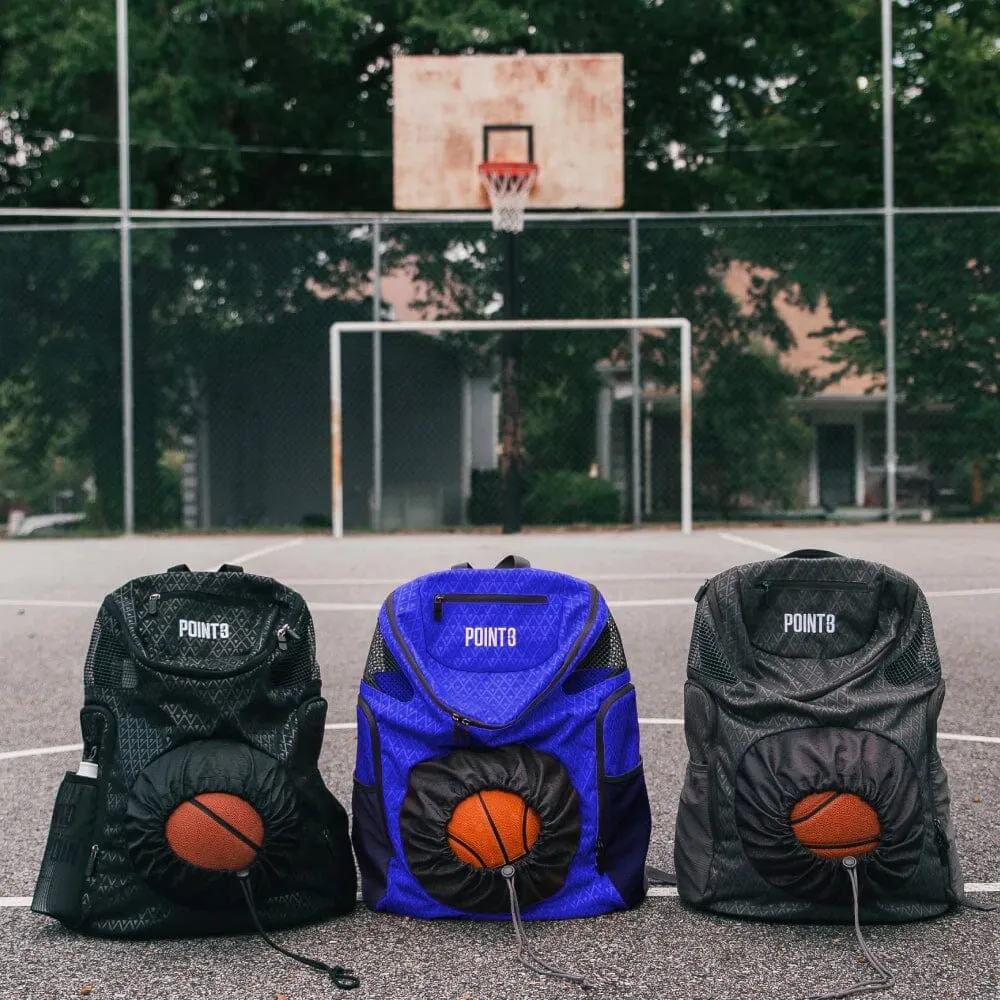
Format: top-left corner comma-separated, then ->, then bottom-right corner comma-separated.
5,719 -> 1000,762
226,537 -> 305,564
718,532 -> 785,555
3,884 -> 997,909
286,572 -> 715,586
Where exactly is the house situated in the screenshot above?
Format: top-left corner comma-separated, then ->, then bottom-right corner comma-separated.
599,263 -> 938,518
184,267 -> 498,531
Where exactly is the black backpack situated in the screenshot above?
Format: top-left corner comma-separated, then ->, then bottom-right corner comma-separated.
32,564 -> 357,980
675,549 -> 964,922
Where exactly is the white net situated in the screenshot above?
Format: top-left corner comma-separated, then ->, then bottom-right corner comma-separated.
478,163 -> 538,234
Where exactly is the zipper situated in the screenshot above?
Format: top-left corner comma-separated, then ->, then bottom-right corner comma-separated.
108,594 -> 294,678
145,589 -> 266,616
594,684 -> 635,874
275,623 -> 300,653
756,579 -> 874,593
387,586 -> 599,731
433,593 -> 548,622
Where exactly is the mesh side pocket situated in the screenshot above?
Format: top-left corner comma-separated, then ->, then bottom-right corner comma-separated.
884,603 -> 937,685
563,615 -> 628,694
272,617 -> 317,687
690,608 -> 737,684
577,614 -> 627,675
363,627 -> 413,700
85,611 -> 128,689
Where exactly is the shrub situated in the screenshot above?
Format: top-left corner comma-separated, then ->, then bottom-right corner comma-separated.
523,471 -> 621,525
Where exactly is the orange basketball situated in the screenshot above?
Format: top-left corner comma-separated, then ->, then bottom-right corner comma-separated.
165,792 -> 264,871
447,789 -> 541,869
790,790 -> 881,859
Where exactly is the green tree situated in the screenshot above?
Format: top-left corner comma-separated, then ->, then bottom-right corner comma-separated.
695,343 -> 814,517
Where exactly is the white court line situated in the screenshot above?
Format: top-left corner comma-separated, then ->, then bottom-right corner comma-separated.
3,884 -> 997,908
926,588 -> 1000,599
6,720 -> 1000,762
0,743 -> 83,762
312,602 -> 384,612
227,537 -> 305,565
718,532 -> 785,555
610,598 -> 694,609
0,599 -> 99,610
287,572 -> 714,587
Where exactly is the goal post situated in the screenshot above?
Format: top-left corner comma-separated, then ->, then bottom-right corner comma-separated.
328,318 -> 693,539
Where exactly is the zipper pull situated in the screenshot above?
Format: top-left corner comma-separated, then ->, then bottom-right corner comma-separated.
147,593 -> 160,614
433,595 -> 444,621
275,624 -> 300,652
85,844 -> 99,878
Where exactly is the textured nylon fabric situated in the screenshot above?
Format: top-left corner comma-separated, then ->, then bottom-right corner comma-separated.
33,569 -> 356,938
674,553 -> 962,923
353,566 -> 651,920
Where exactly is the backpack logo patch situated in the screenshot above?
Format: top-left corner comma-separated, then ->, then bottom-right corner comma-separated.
783,613 -> 836,634
179,619 -> 231,639
465,626 -> 517,648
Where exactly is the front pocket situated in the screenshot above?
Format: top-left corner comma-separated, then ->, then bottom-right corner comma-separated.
674,760 -> 715,904
596,685 -> 650,907
31,771 -> 100,927
352,697 -> 391,908
928,752 -> 964,903
596,763 -> 651,907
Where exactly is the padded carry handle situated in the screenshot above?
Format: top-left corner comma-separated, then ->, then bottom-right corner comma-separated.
166,563 -> 191,573
448,556 -> 531,570
217,563 -> 244,574
496,554 -> 531,569
779,549 -> 842,560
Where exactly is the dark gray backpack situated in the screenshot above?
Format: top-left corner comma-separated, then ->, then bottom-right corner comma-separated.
32,564 -> 358,986
674,549 -> 964,924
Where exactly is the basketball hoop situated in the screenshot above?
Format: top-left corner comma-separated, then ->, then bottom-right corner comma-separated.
478,162 -> 538,234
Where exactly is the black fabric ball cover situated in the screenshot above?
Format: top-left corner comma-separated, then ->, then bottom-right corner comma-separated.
735,727 -> 925,903
125,740 -> 300,908
401,745 -> 580,914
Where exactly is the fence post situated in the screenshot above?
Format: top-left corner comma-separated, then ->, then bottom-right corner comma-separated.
116,0 -> 134,534
629,217 -> 641,528
882,0 -> 898,521
372,217 -> 383,532
680,319 -> 693,535
330,324 -> 344,539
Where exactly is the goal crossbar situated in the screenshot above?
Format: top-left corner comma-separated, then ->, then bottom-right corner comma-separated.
328,318 -> 693,538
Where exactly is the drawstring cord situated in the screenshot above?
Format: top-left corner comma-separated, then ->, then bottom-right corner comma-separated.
501,865 -> 593,990
800,857 -> 894,1000
236,870 -> 359,991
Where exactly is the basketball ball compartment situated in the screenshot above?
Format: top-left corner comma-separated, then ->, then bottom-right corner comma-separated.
447,789 -> 542,869
401,745 -> 580,914
790,791 -> 881,859
734,727 -> 926,902
165,792 -> 265,871
125,740 -> 300,908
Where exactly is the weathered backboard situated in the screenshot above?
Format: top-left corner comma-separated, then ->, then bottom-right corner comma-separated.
392,54 -> 624,211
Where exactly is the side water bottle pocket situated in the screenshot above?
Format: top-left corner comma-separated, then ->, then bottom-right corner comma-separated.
31,762 -> 100,927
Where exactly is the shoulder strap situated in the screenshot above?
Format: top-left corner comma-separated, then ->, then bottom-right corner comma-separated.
780,549 -> 842,560
496,554 -> 531,569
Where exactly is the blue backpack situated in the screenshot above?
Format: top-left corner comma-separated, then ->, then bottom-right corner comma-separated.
351,555 -> 651,925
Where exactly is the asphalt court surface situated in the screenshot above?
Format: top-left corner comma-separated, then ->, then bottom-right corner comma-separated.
1,525 -> 998,999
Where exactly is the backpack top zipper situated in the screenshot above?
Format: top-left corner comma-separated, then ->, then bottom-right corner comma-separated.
432,593 -> 548,621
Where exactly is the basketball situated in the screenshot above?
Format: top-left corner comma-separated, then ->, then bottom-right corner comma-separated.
790,790 -> 881,859
164,792 -> 264,871
447,789 -> 541,869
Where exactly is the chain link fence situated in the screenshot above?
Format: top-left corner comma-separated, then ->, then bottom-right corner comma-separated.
2,210 -> 998,535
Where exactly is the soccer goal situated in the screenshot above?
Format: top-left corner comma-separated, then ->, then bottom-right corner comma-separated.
328,318 -> 693,539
